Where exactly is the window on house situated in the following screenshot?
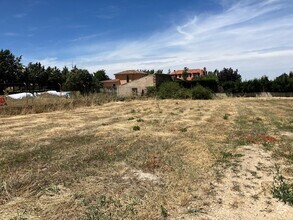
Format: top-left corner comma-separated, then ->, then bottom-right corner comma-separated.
132,88 -> 138,95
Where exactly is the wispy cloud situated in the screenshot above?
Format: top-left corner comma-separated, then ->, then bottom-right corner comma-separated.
4,32 -> 19,37
13,13 -> 27,18
33,0 -> 293,79
66,24 -> 88,29
70,32 -> 111,42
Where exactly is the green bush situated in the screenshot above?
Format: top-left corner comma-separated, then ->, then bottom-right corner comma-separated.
157,82 -> 213,100
133,126 -> 140,131
175,88 -> 191,99
158,82 -> 193,99
223,113 -> 230,120
158,82 -> 182,99
191,85 -> 213,100
146,86 -> 158,97
272,165 -> 293,205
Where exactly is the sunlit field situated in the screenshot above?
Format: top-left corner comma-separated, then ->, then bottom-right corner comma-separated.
0,97 -> 292,219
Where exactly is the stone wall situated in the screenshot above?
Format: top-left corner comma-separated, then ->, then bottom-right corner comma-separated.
117,75 -> 155,97
153,74 -> 173,86
117,74 -> 173,97
231,92 -> 293,97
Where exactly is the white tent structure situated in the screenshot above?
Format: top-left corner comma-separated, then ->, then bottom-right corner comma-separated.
7,93 -> 34,100
46,91 -> 71,97
7,91 -> 71,100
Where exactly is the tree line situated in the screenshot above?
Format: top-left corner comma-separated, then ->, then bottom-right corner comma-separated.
0,49 -> 110,95
1,49 -> 292,95
177,67 -> 293,94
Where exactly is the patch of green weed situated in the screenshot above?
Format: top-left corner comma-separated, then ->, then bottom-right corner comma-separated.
272,165 -> 293,206
133,126 -> 140,131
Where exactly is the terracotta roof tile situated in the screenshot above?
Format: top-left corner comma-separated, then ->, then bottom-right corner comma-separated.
101,79 -> 120,83
170,69 -> 204,75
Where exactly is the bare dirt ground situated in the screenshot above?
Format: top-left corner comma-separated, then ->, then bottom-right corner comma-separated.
194,144 -> 292,220
0,97 -> 292,219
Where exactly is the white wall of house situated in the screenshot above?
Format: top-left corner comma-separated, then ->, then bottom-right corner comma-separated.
117,75 -> 155,97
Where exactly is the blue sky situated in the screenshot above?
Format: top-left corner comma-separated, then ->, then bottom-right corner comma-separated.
1,0 -> 293,79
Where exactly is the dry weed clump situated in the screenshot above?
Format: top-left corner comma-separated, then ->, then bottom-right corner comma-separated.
0,93 -> 117,116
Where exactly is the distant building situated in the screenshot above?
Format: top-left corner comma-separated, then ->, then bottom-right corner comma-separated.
114,70 -> 148,85
170,68 -> 207,81
117,74 -> 172,97
100,79 -> 120,93
100,69 -> 172,97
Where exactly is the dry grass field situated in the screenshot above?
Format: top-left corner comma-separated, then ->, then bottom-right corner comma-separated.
0,97 -> 292,219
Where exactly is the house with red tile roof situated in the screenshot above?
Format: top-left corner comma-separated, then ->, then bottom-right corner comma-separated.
100,70 -> 148,93
170,68 -> 207,81
100,69 -> 174,96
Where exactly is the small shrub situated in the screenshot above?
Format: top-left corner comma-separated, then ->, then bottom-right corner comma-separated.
262,141 -> 274,151
220,152 -> 244,163
128,117 -> 135,121
175,88 -> 191,99
180,127 -> 188,132
160,205 -> 168,219
272,165 -> 293,205
133,126 -> 140,131
222,152 -> 233,159
146,86 -> 158,97
256,117 -> 262,121
187,206 -> 203,215
158,82 -> 182,99
191,85 -> 213,100
117,97 -> 125,101
223,113 -> 230,120
137,118 -> 144,122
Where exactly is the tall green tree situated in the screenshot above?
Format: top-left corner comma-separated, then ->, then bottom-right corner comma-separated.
272,73 -> 293,92
217,67 -> 241,84
61,66 -> 70,85
65,67 -> 94,94
0,49 -> 23,84
48,67 -> 63,91
259,75 -> 271,92
25,62 -> 46,91
182,67 -> 189,80
155,69 -> 163,74
142,69 -> 155,74
93,69 -> 109,82
93,69 -> 110,92
217,67 -> 242,93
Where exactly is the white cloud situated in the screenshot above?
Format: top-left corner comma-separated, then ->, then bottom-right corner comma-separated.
32,0 -> 293,79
